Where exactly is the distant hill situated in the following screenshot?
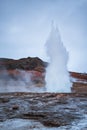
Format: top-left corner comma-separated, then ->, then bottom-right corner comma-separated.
0,57 -> 47,72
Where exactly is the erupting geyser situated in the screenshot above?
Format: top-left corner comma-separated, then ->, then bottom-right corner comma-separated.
45,24 -> 71,92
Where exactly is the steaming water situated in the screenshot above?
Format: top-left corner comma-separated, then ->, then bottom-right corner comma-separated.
45,24 -> 71,92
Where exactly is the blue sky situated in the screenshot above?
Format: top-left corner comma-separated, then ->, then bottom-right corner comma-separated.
0,0 -> 87,72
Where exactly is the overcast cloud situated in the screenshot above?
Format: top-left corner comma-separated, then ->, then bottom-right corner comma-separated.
0,0 -> 87,72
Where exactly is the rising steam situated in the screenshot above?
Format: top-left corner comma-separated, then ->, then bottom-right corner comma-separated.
0,70 -> 45,92
45,24 -> 71,92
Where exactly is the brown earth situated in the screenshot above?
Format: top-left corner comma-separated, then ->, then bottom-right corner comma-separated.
0,57 -> 47,72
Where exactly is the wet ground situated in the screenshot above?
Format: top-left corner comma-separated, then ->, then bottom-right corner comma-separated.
0,92 -> 87,130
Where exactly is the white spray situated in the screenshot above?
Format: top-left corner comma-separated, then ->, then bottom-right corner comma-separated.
0,70 -> 45,93
45,24 -> 71,92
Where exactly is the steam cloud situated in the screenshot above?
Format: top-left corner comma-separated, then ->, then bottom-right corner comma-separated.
0,70 -> 45,92
45,24 -> 72,92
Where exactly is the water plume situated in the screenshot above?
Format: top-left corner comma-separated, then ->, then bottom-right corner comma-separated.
45,23 -> 71,92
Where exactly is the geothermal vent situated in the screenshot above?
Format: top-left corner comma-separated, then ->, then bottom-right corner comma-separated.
45,24 -> 71,92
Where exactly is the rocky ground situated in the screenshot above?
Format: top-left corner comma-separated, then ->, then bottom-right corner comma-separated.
0,93 -> 87,130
